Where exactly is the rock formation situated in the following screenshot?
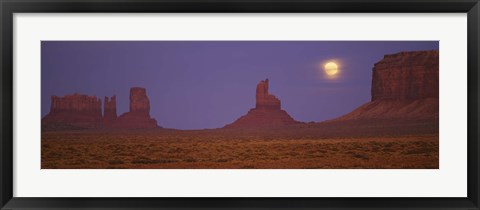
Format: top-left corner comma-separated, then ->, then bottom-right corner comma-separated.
129,87 -> 150,114
42,93 -> 103,128
334,50 -> 439,121
371,50 -> 439,101
43,87 -> 159,130
103,95 -> 117,124
256,79 -> 281,109
224,79 -> 300,128
112,87 -> 158,129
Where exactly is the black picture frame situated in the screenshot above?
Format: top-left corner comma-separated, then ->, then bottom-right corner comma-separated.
1,0 -> 479,209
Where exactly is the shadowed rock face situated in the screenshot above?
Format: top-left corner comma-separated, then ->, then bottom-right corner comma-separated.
129,87 -> 150,114
42,94 -> 103,128
103,95 -> 117,124
334,50 -> 439,121
371,50 -> 439,101
112,87 -> 158,129
225,79 -> 300,128
256,79 -> 281,110
43,88 -> 159,130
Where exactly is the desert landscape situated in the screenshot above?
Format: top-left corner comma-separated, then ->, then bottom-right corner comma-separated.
41,43 -> 439,169
42,121 -> 438,169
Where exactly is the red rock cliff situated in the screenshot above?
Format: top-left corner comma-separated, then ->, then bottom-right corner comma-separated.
103,95 -> 117,124
334,50 -> 439,121
371,50 -> 439,101
256,79 -> 281,110
224,79 -> 300,128
129,87 -> 150,114
42,93 -> 103,128
112,87 -> 158,129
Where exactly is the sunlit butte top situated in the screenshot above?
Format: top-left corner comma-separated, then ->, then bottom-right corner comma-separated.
324,62 -> 339,77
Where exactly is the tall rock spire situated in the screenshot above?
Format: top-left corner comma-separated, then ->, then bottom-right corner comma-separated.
113,87 -> 158,129
255,78 -> 281,110
224,79 -> 300,128
103,95 -> 117,124
129,87 -> 150,114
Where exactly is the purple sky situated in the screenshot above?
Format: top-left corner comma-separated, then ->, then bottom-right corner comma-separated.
41,41 -> 439,129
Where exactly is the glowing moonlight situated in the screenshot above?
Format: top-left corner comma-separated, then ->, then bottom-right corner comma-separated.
324,62 -> 339,76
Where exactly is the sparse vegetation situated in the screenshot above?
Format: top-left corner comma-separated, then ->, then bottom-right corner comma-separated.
41,123 -> 439,169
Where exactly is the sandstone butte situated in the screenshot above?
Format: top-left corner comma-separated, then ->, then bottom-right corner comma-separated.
42,93 -> 103,129
42,87 -> 158,129
224,79 -> 301,129
333,50 -> 439,121
111,87 -> 158,129
103,95 -> 117,124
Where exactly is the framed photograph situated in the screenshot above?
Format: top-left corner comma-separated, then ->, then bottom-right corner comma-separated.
1,0 -> 479,209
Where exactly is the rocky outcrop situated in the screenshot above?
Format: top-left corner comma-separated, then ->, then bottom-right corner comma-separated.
103,95 -> 117,124
256,79 -> 281,109
129,87 -> 150,114
112,87 -> 158,129
224,108 -> 299,128
371,50 -> 439,101
224,79 -> 300,128
333,50 -> 439,121
43,87 -> 159,130
333,98 -> 438,121
42,94 -> 103,128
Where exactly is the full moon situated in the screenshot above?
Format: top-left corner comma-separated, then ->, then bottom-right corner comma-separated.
324,62 -> 339,76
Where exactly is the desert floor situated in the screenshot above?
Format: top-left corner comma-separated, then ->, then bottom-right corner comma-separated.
41,119 -> 439,169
